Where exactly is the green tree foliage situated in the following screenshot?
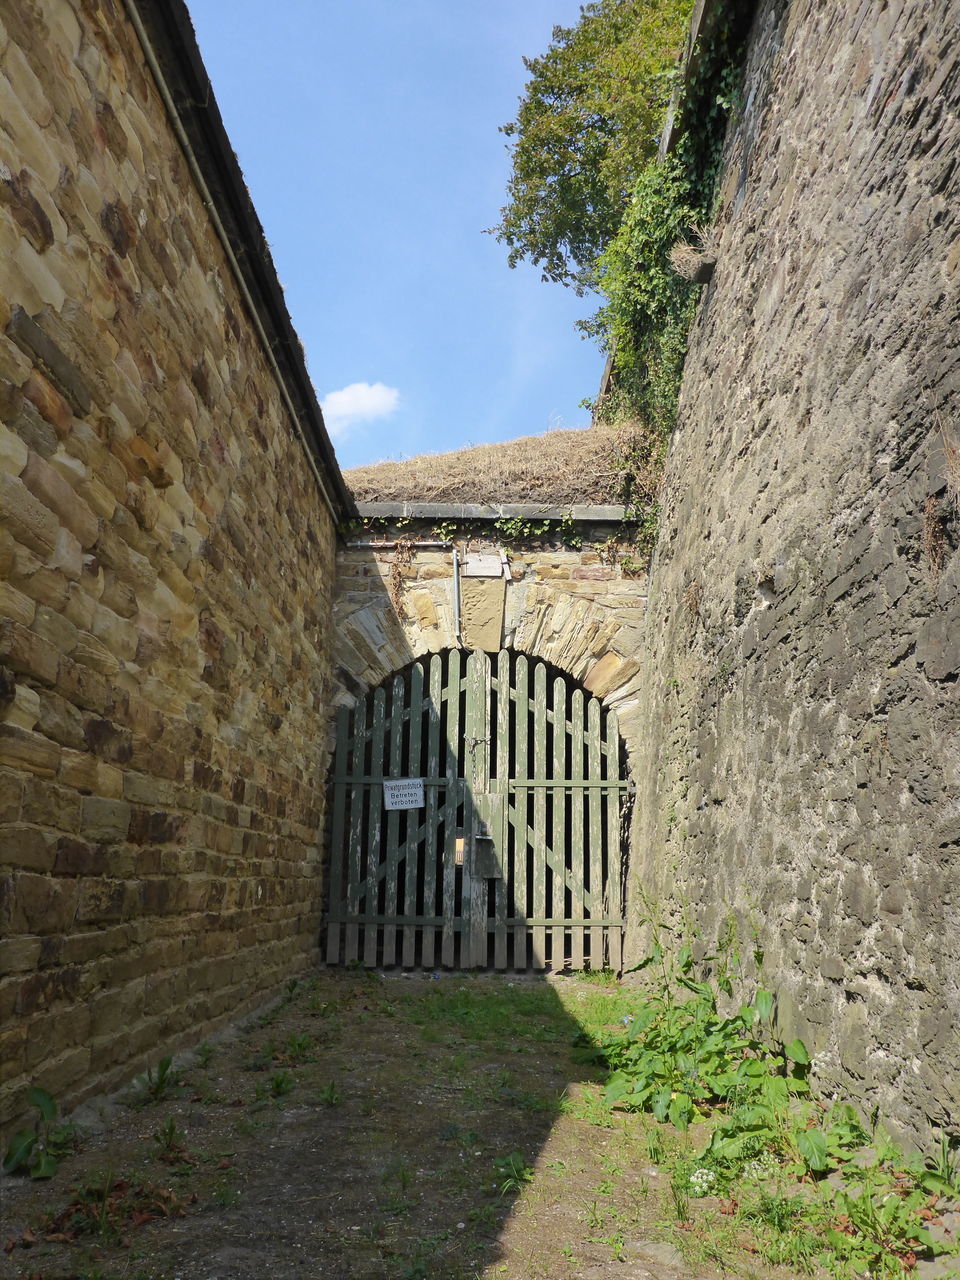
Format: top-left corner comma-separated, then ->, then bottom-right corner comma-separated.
588,4 -> 754,432
490,0 -> 693,293
588,154 -> 700,425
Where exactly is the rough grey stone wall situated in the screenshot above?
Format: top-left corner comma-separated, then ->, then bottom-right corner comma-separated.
629,0 -> 960,1146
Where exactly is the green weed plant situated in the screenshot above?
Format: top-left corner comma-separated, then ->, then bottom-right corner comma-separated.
315,1081 -> 342,1107
603,943 -> 810,1140
594,942 -> 958,1278
152,1116 -> 185,1156
494,1152 -> 535,1196
3,1086 -> 77,1179
134,1055 -> 184,1104
194,1041 -> 215,1068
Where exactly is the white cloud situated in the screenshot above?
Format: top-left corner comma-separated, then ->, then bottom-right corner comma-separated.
321,381 -> 400,438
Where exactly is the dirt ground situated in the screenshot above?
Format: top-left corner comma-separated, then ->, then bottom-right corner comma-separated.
0,970 -> 871,1280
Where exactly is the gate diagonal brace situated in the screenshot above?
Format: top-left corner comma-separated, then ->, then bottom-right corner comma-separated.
510,813 -> 603,913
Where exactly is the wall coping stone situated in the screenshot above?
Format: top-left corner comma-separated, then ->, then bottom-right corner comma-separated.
354,501 -> 632,522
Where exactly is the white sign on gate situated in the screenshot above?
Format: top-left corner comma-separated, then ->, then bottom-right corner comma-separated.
383,777 -> 425,810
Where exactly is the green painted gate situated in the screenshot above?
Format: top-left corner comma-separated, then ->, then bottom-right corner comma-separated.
324,649 -> 629,972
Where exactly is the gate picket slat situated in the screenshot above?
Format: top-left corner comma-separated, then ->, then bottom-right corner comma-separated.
325,705 -> 350,964
464,652 -> 478,967
605,709 -> 623,974
494,650 -> 510,969
531,661 -> 547,969
363,686 -> 387,967
587,698 -> 604,969
511,654 -> 529,971
402,662 -> 424,967
381,674 -> 405,966
465,651 -> 489,968
344,692 -> 369,966
568,689 -> 586,971
551,675 -> 567,969
421,654 -> 443,968
441,649 -> 462,968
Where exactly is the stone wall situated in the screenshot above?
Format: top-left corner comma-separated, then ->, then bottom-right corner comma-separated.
334,515 -> 649,760
630,0 -> 960,1145
0,0 -> 342,1132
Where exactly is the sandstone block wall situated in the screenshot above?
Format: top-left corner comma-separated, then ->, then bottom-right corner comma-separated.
630,0 -> 960,1144
0,1 -> 340,1130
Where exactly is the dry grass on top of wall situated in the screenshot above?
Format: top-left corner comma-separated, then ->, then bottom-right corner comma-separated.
344,422 -> 660,507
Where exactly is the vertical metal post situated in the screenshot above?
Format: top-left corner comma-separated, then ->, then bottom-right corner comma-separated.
452,546 -> 463,646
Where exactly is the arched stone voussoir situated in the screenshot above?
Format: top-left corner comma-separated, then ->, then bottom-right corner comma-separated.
332,601 -> 419,702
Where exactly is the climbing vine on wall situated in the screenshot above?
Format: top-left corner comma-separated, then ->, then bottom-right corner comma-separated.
590,1 -> 757,442
388,539 -> 413,618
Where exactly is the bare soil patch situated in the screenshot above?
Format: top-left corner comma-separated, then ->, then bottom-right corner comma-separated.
2,970 -> 809,1280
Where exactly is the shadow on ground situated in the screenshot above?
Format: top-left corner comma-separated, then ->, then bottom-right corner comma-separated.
1,968 -> 664,1280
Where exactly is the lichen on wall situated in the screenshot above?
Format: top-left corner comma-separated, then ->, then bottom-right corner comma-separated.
629,0 -> 960,1146
0,0 -> 340,1130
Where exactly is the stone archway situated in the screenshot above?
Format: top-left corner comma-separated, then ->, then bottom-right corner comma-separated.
331,505 -> 649,768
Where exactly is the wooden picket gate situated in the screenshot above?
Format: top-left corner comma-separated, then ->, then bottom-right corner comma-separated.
324,649 -> 629,972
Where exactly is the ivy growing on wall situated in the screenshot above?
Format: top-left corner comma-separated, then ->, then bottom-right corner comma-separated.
585,152 -> 701,443
343,514 -> 597,550
590,1 -> 757,441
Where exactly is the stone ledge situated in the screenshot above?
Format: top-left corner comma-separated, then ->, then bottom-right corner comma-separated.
353,501 -> 631,522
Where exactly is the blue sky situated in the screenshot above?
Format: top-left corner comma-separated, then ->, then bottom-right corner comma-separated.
185,0 -> 603,472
